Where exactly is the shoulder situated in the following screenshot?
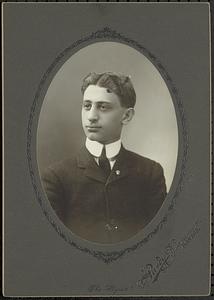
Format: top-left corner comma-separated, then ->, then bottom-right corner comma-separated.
124,149 -> 166,196
41,155 -> 77,183
124,148 -> 163,173
47,156 -> 76,172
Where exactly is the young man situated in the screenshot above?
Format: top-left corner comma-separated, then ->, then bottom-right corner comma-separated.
42,72 -> 167,244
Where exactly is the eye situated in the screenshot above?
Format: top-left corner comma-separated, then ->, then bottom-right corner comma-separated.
83,102 -> 91,110
99,103 -> 110,111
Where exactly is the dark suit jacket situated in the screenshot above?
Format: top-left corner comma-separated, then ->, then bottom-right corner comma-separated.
42,146 -> 167,244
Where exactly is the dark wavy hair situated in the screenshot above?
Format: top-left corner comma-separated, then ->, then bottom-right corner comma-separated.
81,72 -> 136,108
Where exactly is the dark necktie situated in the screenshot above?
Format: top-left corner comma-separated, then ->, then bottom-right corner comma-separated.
99,146 -> 111,179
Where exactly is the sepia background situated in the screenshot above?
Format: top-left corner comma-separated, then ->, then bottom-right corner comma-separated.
37,41 -> 178,192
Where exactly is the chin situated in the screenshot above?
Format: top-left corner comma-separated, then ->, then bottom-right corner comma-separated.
87,133 -> 103,143
87,135 -> 118,145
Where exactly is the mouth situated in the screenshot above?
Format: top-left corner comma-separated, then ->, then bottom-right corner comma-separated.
86,126 -> 101,132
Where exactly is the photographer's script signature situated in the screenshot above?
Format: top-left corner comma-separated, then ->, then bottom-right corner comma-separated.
88,220 -> 201,293
136,220 -> 200,288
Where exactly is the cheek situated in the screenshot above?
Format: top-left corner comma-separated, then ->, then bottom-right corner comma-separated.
110,112 -> 123,124
104,115 -> 122,131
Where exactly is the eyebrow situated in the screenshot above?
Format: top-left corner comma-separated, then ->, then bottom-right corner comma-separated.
83,100 -> 112,104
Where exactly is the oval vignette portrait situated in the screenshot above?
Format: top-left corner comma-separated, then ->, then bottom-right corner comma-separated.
37,42 -> 178,245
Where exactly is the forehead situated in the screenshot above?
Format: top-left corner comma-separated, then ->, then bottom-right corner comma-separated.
83,85 -> 120,104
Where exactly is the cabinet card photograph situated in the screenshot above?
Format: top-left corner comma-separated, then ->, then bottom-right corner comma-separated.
3,2 -> 211,297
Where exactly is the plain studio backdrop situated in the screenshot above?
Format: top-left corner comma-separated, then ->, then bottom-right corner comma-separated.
37,41 -> 178,192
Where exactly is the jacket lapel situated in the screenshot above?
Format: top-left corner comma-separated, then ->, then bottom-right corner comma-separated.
107,146 -> 134,184
77,146 -> 106,183
77,145 -> 134,184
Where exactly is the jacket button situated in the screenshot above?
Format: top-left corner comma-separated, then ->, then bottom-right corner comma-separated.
110,219 -> 118,230
105,220 -> 119,231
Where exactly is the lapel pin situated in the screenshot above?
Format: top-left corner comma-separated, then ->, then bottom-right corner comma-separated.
116,170 -> 120,175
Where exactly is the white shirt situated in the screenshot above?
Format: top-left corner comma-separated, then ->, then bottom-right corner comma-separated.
85,138 -> 121,169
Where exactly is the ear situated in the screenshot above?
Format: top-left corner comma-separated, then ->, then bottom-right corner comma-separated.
122,108 -> 135,125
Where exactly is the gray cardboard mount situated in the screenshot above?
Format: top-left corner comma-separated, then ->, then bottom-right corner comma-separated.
3,3 -> 211,297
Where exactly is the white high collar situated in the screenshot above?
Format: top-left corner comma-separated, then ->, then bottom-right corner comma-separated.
85,138 -> 121,159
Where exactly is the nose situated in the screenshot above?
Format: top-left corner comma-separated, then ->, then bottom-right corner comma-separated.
88,106 -> 99,122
